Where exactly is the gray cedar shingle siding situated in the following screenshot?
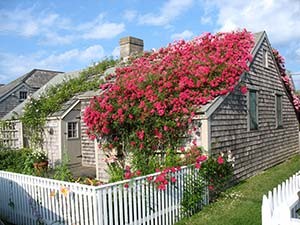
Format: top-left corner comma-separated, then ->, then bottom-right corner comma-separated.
0,69 -> 62,119
0,85 -> 31,118
80,98 -> 109,180
80,99 -> 96,166
210,37 -> 299,180
44,119 -> 61,166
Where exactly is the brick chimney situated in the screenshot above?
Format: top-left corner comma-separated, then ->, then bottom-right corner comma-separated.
119,36 -> 144,59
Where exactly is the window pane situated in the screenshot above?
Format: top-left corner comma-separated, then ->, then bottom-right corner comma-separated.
263,49 -> 268,68
249,91 -> 258,130
276,95 -> 282,127
19,91 -> 27,100
67,122 -> 78,138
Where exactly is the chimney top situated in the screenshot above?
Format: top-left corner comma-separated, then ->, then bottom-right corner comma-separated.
119,36 -> 144,59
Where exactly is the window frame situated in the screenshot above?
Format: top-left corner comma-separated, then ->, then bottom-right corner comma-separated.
248,89 -> 259,131
67,121 -> 79,139
275,94 -> 283,128
19,91 -> 28,101
263,49 -> 269,68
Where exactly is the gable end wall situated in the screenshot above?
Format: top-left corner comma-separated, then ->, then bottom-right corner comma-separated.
210,37 -> 299,180
0,85 -> 35,118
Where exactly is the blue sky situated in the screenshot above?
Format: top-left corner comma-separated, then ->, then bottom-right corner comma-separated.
1,0 -> 300,88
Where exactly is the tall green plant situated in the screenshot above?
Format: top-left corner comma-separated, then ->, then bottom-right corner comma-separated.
53,152 -> 73,182
0,148 -> 33,173
181,153 -> 234,217
21,58 -> 117,147
181,167 -> 206,217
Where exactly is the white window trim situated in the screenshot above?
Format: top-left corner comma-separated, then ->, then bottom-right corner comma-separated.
263,49 -> 269,68
66,121 -> 79,139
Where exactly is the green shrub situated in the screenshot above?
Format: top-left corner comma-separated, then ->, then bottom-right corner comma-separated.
53,153 -> 74,182
107,163 -> 124,182
0,148 -> 33,173
181,153 -> 233,217
21,58 -> 118,148
181,167 -> 206,217
199,154 -> 233,201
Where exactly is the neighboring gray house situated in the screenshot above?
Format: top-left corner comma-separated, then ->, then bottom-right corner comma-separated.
2,67 -> 112,171
2,70 -> 82,150
0,69 -> 62,119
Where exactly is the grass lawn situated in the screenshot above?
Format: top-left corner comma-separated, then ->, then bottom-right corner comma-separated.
176,154 -> 300,225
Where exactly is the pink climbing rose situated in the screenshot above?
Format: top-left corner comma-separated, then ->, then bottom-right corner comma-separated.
240,85 -> 248,94
217,155 -> 224,165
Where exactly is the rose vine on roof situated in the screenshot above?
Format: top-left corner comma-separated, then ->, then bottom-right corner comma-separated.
84,30 -> 254,172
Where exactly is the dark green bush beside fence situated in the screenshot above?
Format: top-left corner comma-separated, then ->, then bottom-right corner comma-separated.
0,148 -> 32,173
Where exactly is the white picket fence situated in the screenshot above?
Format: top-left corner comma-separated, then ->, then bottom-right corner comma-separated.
0,166 -> 208,225
262,171 -> 300,225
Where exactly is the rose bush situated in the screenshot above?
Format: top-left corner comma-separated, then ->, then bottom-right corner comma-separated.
272,48 -> 300,117
84,30 -> 254,173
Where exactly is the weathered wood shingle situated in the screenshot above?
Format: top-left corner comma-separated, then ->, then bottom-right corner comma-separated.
210,36 -> 299,180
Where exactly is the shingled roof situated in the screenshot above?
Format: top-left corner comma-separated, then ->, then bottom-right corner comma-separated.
3,70 -> 81,120
0,69 -> 62,101
197,31 -> 265,115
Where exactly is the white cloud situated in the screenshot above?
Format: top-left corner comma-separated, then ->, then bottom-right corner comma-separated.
123,10 -> 137,22
73,13 -> 125,40
79,45 -> 105,61
210,0 -> 300,44
0,8 -> 39,37
200,16 -> 212,25
296,48 -> 300,59
112,46 -> 120,59
207,0 -> 300,88
0,8 -> 70,38
139,0 -> 194,26
0,45 -> 105,84
171,30 -> 194,40
22,21 -> 39,37
41,32 -> 74,45
0,8 -> 125,45
82,23 -> 125,39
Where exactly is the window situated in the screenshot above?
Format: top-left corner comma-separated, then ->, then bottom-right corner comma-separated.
263,49 -> 268,68
249,90 -> 258,130
276,94 -> 283,128
19,91 -> 27,100
67,121 -> 78,139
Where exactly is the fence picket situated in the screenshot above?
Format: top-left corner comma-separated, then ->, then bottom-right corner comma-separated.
137,180 -> 142,225
0,165 -> 209,225
113,185 -> 118,225
262,170 -> 300,225
89,188 -> 94,225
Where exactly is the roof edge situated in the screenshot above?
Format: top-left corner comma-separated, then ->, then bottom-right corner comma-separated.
200,31 -> 266,118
